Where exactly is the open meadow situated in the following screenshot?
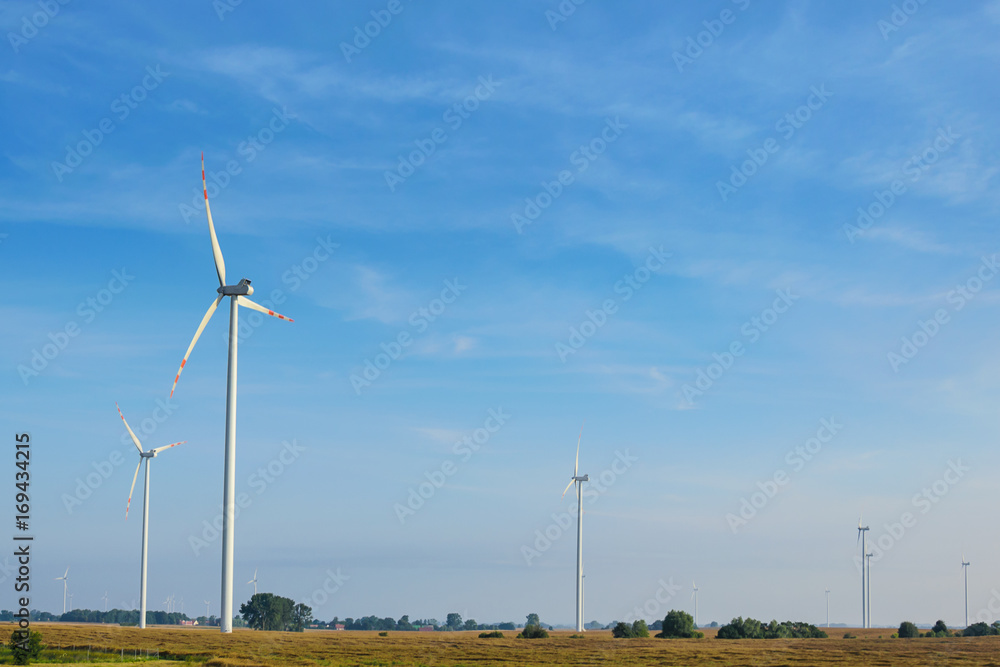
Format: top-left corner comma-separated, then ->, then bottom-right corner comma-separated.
21,623 -> 1000,666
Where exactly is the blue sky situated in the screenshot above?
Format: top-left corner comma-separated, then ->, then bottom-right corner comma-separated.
3,0 -> 1000,628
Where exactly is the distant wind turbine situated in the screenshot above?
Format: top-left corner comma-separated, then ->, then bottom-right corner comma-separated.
857,516 -> 870,628
561,423 -> 589,633
102,591 -> 109,613
205,600 -> 211,617
691,582 -> 699,627
170,155 -> 293,633
865,550 -> 873,628
248,568 -> 259,596
118,403 -> 186,630
962,556 -> 971,628
68,593 -> 73,611
825,588 -> 830,628
55,568 -> 69,614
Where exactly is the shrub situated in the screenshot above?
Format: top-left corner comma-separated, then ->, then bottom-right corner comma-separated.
843,632 -> 856,639
931,620 -> 949,637
479,630 -> 504,638
517,624 -> 549,639
378,631 -> 388,637
657,610 -> 699,639
717,618 -> 825,640
898,622 -> 918,638
963,622 -> 998,637
632,620 -> 650,638
9,630 -> 43,665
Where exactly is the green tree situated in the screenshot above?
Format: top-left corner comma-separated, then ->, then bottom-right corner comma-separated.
518,624 -> 549,639
657,610 -> 699,638
446,613 -> 463,630
463,619 -> 478,631
612,622 -> 634,638
963,622 -> 998,637
291,603 -> 313,632
632,619 -> 650,638
931,620 -> 949,636
898,621 -> 919,638
9,629 -> 43,665
526,613 -> 540,627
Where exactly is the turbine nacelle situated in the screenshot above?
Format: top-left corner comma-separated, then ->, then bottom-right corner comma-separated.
218,278 -> 254,296
573,475 -> 589,482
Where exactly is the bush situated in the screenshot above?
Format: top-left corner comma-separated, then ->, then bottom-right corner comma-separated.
843,632 -> 856,639
613,620 -> 650,639
479,630 -> 504,638
963,622 -> 999,637
378,631 -> 388,637
657,610 -> 700,639
930,620 -> 949,637
9,630 -> 43,665
716,618 -> 826,640
898,622 -> 918,638
517,624 -> 549,639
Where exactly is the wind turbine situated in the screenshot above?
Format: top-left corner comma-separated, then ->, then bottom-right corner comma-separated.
561,424 -> 588,633
248,568 -> 259,596
205,600 -> 211,618
118,403 -> 186,630
102,591 -> 109,613
170,155 -> 294,633
825,588 -> 830,628
67,593 -> 73,611
962,556 -> 970,628
55,568 -> 69,614
857,516 -> 869,628
691,582 -> 699,627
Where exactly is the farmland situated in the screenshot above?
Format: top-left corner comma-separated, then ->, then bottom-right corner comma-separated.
22,623 -> 1000,666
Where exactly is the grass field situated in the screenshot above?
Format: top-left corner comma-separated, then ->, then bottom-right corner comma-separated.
18,623 -> 1000,666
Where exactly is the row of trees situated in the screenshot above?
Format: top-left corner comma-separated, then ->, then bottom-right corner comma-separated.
6,609 -> 197,626
313,613 -> 521,631
898,620 -> 1000,638
716,616 -> 827,639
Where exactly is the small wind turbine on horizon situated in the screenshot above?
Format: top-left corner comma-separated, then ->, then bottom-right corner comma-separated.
691,582 -> 699,627
102,591 -> 109,613
248,568 -> 259,596
825,588 -> 830,628
118,403 -> 186,630
67,593 -> 73,611
55,568 -> 69,614
561,423 -> 589,633
865,550 -> 873,628
170,155 -> 294,633
205,600 -> 211,618
857,516 -> 870,628
962,555 -> 971,628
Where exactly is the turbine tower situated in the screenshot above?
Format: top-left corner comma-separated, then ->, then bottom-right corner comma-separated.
865,550 -> 873,628
170,155 -> 294,633
560,424 -> 588,633
248,568 -> 259,596
205,600 -> 211,618
962,556 -> 970,628
857,516 -> 869,628
825,588 -> 830,627
102,591 -> 109,613
55,568 -> 69,614
691,582 -> 699,627
118,403 -> 186,630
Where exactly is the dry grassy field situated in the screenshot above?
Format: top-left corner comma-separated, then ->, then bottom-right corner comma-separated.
24,622 -> 1000,666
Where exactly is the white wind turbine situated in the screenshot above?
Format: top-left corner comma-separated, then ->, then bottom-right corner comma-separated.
560,424 -> 588,633
691,582 -> 699,627
857,516 -> 869,628
102,591 -> 109,613
825,588 -> 830,628
118,403 -> 186,630
962,555 -> 970,628
170,155 -> 293,633
248,568 -> 259,596
204,600 -> 211,618
55,568 -> 69,614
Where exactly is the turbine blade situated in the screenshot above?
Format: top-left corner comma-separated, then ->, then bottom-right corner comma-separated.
574,421 -> 584,477
116,403 -> 144,454
236,296 -> 294,322
202,153 -> 226,287
171,295 -> 223,397
65,567 -> 69,578
561,478 -> 575,498
125,459 -> 142,519
151,441 -> 186,455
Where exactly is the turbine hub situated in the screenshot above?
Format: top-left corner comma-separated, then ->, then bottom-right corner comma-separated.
574,474 -> 589,482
